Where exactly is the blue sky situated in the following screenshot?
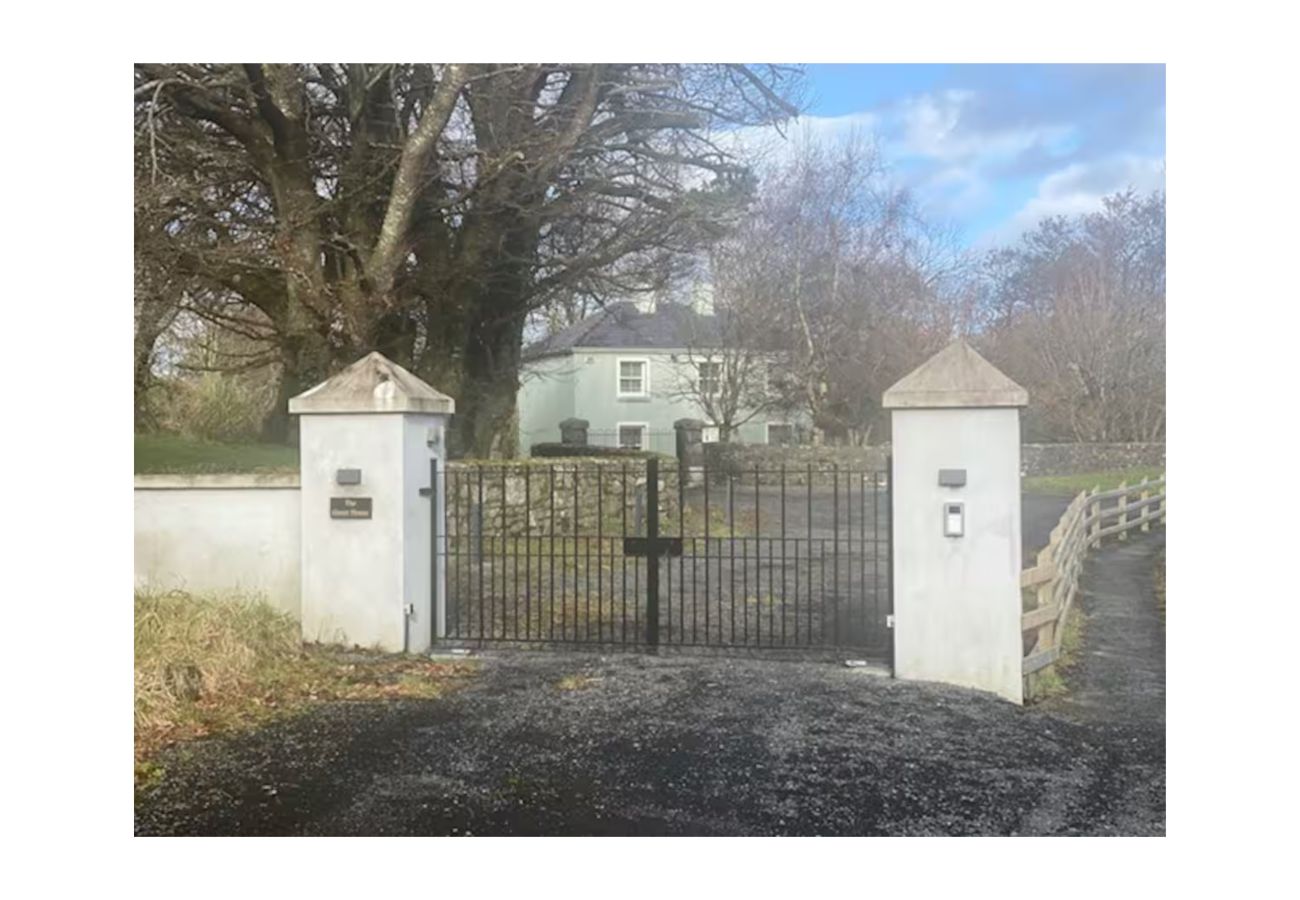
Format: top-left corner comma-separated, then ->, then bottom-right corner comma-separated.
786,64 -> 1165,248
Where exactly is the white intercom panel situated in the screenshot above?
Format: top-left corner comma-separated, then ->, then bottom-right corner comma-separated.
944,501 -> 965,537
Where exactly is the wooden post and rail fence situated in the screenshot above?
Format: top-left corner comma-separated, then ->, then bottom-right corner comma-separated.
1021,475 -> 1166,678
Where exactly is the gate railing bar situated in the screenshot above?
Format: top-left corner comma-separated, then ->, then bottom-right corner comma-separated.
434,462 -> 892,654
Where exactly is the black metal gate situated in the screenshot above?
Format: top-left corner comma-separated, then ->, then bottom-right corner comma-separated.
430,457 -> 892,661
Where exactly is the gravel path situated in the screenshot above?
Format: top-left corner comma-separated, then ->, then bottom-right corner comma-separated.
135,503 -> 1162,836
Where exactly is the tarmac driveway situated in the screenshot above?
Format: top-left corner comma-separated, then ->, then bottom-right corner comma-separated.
135,496 -> 1163,836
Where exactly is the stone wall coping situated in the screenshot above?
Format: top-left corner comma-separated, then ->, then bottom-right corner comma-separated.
135,473 -> 302,490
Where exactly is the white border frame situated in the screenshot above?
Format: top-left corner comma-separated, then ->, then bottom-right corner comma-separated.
615,421 -> 650,450
615,356 -> 651,399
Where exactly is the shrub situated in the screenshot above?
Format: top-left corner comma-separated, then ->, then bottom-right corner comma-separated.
156,371 -> 278,443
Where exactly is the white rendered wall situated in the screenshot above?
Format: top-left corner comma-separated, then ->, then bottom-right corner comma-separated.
299,413 -> 442,652
134,476 -> 302,618
891,407 -> 1024,703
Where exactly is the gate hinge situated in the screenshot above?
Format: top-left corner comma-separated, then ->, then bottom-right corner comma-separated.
404,603 -> 415,617
886,614 -> 895,628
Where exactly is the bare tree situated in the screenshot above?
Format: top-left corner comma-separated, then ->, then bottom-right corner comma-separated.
974,189 -> 1165,441
712,134 -> 961,444
134,63 -> 803,454
667,279 -> 784,441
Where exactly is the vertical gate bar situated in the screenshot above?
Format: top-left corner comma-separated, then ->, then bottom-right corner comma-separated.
846,465 -> 853,645
780,464 -> 787,647
501,466 -> 508,639
462,473 -> 473,637
511,468 -> 519,640
833,464 -> 840,646
741,474 -> 749,644
753,465 -> 759,646
806,464 -> 813,643
549,465 -> 556,642
820,536 -> 827,646
574,468 -> 585,642
873,471 -> 880,648
729,474 -> 736,645
679,460 -> 686,645
886,454 -> 894,668
646,457 -> 660,648
524,466 -> 532,641
860,473 -> 867,647
564,470 -> 574,639
703,469 -> 710,643
430,458 -> 439,647
597,467 -> 604,644
793,467 -> 800,645
478,467 -> 485,641
621,462 -> 628,645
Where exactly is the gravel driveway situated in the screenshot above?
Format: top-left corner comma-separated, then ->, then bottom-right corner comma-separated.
135,497 -> 1162,836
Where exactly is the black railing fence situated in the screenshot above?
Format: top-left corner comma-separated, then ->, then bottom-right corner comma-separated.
431,458 -> 891,657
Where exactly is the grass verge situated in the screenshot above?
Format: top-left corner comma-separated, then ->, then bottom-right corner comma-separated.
135,433 -> 299,474
134,592 -> 476,790
1026,602 -> 1087,701
1023,466 -> 1164,495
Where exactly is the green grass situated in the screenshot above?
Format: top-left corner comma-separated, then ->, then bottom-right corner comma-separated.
1023,466 -> 1164,495
1026,602 -> 1088,702
135,433 -> 299,474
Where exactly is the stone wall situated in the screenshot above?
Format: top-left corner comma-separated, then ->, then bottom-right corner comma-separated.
444,458 -> 680,538
1018,443 -> 1165,477
704,441 -> 1165,481
703,443 -> 889,484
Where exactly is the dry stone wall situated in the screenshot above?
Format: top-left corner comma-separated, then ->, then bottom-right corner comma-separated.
444,459 -> 680,538
704,441 -> 1165,482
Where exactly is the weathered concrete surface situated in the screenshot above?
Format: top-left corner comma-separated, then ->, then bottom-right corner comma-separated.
134,478 -> 302,617
882,340 -> 1028,409
135,531 -> 1164,836
289,351 -> 454,415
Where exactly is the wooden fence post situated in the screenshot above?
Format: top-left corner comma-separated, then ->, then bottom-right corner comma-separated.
1140,477 -> 1151,533
1159,472 -> 1167,525
1089,486 -> 1102,548
1117,480 -> 1128,541
1034,546 -> 1055,654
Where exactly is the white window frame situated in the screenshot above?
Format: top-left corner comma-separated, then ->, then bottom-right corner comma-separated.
616,356 -> 651,399
616,422 -> 650,450
766,422 -> 795,446
697,360 -> 721,397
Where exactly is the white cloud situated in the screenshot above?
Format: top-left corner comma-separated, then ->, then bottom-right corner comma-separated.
979,154 -> 1166,248
892,89 -> 1073,165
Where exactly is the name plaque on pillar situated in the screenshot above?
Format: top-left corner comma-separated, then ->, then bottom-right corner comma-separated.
330,497 -> 373,519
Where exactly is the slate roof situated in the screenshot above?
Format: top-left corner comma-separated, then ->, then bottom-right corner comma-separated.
523,302 -> 725,360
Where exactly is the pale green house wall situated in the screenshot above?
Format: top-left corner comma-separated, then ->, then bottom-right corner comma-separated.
518,355 -> 578,448
518,347 -> 797,453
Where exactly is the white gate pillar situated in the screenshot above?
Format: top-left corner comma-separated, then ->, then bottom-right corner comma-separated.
289,352 -> 454,653
883,341 -> 1028,703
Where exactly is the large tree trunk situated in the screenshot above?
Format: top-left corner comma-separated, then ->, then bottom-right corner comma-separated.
260,329 -> 335,444
450,303 -> 526,457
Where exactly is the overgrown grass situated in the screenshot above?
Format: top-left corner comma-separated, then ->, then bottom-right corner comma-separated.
135,433 -> 298,474
134,592 -> 476,789
1023,466 -> 1165,495
1026,603 -> 1087,702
